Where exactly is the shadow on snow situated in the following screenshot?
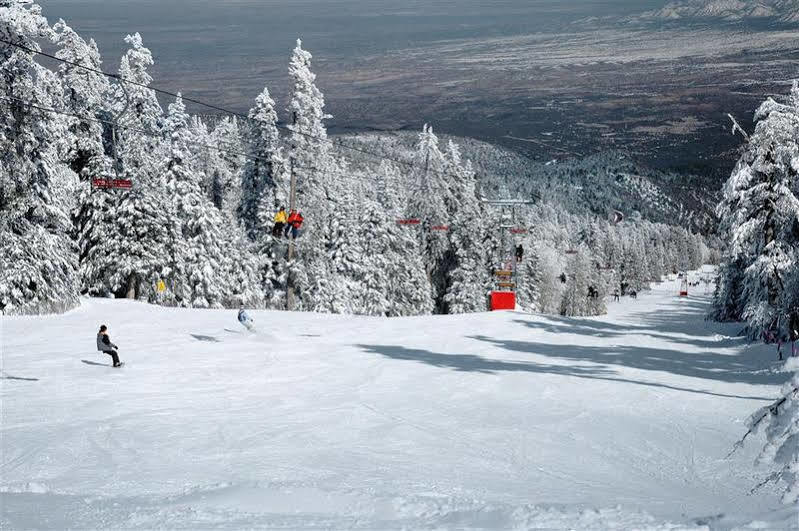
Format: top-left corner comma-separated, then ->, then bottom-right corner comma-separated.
356,344 -> 776,401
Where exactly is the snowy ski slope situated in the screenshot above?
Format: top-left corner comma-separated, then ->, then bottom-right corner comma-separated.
0,279 -> 793,529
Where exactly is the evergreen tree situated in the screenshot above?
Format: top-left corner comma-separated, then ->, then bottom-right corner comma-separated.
560,246 -> 593,317
164,95 -> 240,308
516,242 -> 542,312
239,87 -> 284,239
714,84 -> 799,338
83,33 -> 170,300
443,139 -> 489,313
0,0 -> 80,314
212,116 -> 245,215
406,125 -> 451,312
285,39 -> 338,311
52,20 -> 117,289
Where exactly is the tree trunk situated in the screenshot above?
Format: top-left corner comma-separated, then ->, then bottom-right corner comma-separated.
125,273 -> 138,299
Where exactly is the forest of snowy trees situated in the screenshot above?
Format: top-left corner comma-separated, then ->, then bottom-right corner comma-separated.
0,0 -> 709,318
712,82 -> 799,342
712,82 -> 799,505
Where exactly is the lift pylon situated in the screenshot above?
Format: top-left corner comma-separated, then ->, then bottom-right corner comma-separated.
481,197 -> 535,311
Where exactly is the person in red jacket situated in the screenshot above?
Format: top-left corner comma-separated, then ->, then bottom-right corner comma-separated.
287,210 -> 304,239
283,209 -> 298,238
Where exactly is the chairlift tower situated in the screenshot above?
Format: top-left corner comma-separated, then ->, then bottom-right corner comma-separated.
480,197 -> 535,310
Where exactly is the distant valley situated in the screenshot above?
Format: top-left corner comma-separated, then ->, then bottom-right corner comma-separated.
37,0 -> 799,180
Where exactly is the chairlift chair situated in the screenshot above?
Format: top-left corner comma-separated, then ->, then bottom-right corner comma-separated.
93,76 -> 132,190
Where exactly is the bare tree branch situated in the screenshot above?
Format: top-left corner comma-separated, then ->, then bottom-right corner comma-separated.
727,113 -> 750,141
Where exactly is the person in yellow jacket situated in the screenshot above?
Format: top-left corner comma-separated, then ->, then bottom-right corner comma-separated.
272,206 -> 288,237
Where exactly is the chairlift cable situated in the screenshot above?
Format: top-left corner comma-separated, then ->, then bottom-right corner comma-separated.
0,93 -> 483,192
0,37 -> 535,189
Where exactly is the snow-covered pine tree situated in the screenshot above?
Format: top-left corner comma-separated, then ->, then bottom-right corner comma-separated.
82,33 -> 171,300
516,242 -> 542,312
0,0 -> 80,314
443,140 -> 490,313
354,197 -> 434,316
405,125 -> 452,312
285,39 -> 339,311
222,223 -> 264,308
620,231 -> 649,293
211,116 -> 245,215
376,159 -> 405,216
560,246 -> 594,317
239,86 -> 284,240
313,163 -> 363,314
287,39 -> 334,216
52,19 -> 110,180
187,116 -> 215,199
163,94 -> 233,308
722,84 -> 799,338
51,19 -> 118,292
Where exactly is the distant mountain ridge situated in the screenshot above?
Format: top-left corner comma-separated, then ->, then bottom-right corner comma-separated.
630,0 -> 799,23
338,132 -> 719,234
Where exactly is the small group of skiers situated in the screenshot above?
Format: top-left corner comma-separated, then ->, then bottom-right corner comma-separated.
93,308 -> 255,367
272,207 -> 304,239
611,288 -> 636,302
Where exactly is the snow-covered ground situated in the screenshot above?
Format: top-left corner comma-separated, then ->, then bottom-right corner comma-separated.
1,280 -> 794,529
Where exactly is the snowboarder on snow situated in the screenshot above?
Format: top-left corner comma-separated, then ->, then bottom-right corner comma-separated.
238,305 -> 255,331
96,325 -> 122,367
272,207 -> 288,238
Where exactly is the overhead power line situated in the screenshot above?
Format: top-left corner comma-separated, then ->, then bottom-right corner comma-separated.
0,94 -> 417,187
0,37 -> 465,176
1,36 -> 542,201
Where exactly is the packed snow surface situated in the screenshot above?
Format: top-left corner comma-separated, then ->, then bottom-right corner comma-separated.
0,280 -> 792,529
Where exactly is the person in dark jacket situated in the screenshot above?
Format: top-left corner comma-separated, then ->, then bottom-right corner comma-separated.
515,244 -> 524,263
96,325 -> 122,367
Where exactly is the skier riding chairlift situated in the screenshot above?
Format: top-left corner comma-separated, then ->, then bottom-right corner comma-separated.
286,210 -> 304,239
272,207 -> 288,238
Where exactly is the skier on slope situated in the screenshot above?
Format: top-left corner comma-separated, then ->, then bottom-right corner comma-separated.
272,207 -> 288,238
238,304 -> 255,331
515,244 -> 524,263
96,325 -> 122,367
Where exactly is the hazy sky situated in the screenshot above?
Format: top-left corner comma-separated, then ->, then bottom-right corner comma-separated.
38,1 -> 666,70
